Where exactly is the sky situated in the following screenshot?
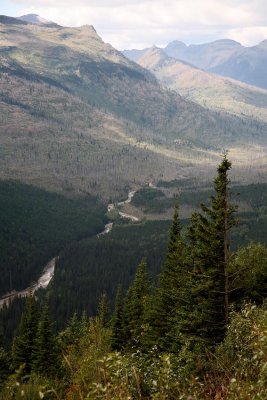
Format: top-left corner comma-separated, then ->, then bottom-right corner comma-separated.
1,0 -> 267,50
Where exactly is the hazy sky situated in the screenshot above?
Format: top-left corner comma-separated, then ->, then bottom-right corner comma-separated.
1,0 -> 267,49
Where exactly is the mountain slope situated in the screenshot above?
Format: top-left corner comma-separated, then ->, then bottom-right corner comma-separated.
1,16 -> 267,200
138,46 -> 267,124
164,39 -> 267,90
18,14 -> 54,25
165,39 -> 242,70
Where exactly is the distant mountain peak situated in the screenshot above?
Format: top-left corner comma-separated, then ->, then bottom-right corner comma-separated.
165,40 -> 187,49
258,39 -> 267,49
212,39 -> 241,46
138,46 -> 174,70
79,24 -> 99,36
0,15 -> 27,25
18,14 -> 55,26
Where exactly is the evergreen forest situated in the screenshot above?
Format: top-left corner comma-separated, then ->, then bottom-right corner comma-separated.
0,157 -> 267,399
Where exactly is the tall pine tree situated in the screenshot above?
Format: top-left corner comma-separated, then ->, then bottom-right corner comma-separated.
177,154 -> 237,347
12,295 -> 39,373
111,285 -> 125,350
150,203 -> 188,351
32,303 -> 59,377
124,260 -> 152,348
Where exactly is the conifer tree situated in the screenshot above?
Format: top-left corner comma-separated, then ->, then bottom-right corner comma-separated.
0,346 -> 10,385
150,203 -> 187,350
58,312 -> 82,350
178,154 -> 237,346
32,303 -> 59,377
12,295 -> 39,373
124,260 -> 152,347
97,293 -> 109,327
111,286 -> 125,350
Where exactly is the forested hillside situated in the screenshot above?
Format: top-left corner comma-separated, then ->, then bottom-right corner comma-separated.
2,177 -> 267,345
0,157 -> 267,399
0,13 -> 267,399
0,181 -> 106,295
1,16 -> 267,201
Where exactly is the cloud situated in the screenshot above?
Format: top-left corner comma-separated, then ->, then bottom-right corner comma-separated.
9,0 -> 267,49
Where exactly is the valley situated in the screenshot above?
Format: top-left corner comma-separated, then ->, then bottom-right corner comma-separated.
0,16 -> 267,204
1,14 -> 267,337
0,3 -> 267,398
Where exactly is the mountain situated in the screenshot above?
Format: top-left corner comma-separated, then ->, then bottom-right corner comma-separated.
1,16 -> 267,201
138,46 -> 267,124
125,39 -> 267,90
17,14 -> 55,25
164,39 -> 267,90
164,39 -> 241,70
122,48 -> 149,62
209,43 -> 267,90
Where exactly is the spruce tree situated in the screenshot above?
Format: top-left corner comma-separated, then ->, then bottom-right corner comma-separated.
32,303 -> 59,377
58,312 -> 82,350
124,260 -> 152,347
12,295 -> 39,373
0,346 -> 11,385
178,154 -> 237,347
97,293 -> 109,327
110,286 -> 125,350
150,203 -> 187,351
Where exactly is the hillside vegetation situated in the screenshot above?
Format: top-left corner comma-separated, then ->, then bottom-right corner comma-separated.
0,158 -> 267,399
138,46 -> 267,124
0,180 -> 106,295
1,16 -> 267,200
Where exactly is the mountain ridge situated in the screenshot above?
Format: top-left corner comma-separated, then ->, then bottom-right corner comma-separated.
137,46 -> 267,125
124,38 -> 267,90
1,15 -> 267,200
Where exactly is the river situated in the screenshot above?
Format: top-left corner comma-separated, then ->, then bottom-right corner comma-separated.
0,189 -> 139,308
98,189 -> 139,236
0,257 -> 57,309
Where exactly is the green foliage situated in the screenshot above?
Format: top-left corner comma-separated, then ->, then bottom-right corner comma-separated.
2,159 -> 267,398
10,299 -> 61,384
213,302 -> 267,399
47,221 -> 168,331
230,242 -> 267,303
150,204 -> 187,351
132,188 -> 172,214
176,156 -> 238,347
97,294 -> 110,328
0,180 -> 106,294
58,313 -> 87,352
110,286 -> 124,350
0,368 -> 62,400
0,346 -> 11,386
123,260 -> 153,348
32,303 -> 60,377
12,296 -> 39,373
64,316 -> 112,399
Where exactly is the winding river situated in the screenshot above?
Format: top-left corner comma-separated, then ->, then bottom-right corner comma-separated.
0,257 -> 57,309
0,189 -> 139,308
98,189 -> 139,236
